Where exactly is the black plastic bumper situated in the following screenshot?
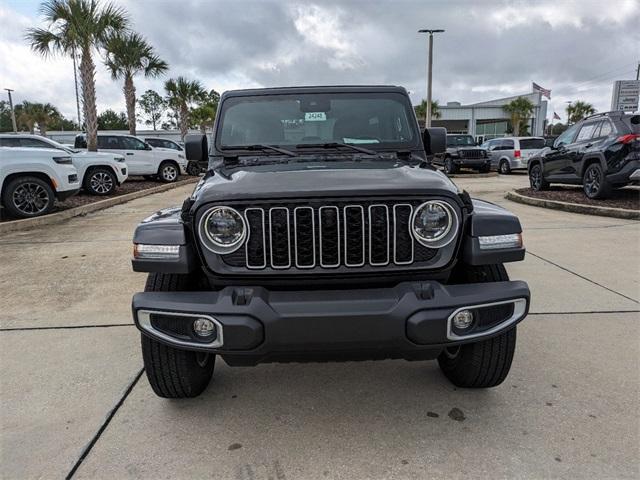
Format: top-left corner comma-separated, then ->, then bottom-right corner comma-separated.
132,280 -> 530,365
606,160 -> 640,185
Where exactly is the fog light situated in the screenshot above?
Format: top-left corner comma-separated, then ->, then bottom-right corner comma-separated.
193,318 -> 216,337
452,310 -> 474,330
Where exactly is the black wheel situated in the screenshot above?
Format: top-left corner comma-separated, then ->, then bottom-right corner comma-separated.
84,167 -> 116,196
444,157 -> 458,175
583,163 -> 611,199
529,164 -> 549,191
438,264 -> 517,388
499,160 -> 511,174
158,161 -> 179,183
141,273 -> 215,398
186,161 -> 201,176
1,175 -> 55,218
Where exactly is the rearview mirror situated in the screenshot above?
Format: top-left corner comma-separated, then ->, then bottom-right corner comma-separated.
185,134 -> 208,163
422,127 -> 447,155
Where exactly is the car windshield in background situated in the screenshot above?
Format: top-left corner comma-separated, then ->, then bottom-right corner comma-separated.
217,92 -> 418,151
446,135 -> 476,147
519,138 -> 545,150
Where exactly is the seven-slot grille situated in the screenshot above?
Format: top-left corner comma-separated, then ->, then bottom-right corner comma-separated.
219,201 -> 440,271
459,149 -> 485,159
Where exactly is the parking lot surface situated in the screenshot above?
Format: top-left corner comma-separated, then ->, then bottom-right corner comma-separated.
1,174 -> 638,479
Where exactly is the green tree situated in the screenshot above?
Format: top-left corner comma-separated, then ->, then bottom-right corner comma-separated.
0,101 -> 15,132
26,0 -> 128,150
567,101 -> 596,124
164,76 -> 206,139
189,89 -> 220,133
138,89 -> 166,130
97,109 -> 127,130
104,32 -> 168,135
14,101 -> 62,135
502,97 -> 534,136
414,99 -> 440,124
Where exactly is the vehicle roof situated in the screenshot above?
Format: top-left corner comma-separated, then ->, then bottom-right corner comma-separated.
446,134 -> 474,136
221,85 -> 408,98
497,136 -> 545,140
0,146 -> 60,154
144,137 -> 177,141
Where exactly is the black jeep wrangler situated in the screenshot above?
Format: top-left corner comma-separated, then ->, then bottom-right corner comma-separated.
131,86 -> 530,398
433,134 -> 491,174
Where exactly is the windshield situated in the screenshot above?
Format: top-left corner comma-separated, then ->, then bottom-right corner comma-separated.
446,135 -> 476,147
519,138 -> 545,150
217,92 -> 418,152
47,138 -> 76,153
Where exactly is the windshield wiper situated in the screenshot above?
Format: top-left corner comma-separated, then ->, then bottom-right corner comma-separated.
225,144 -> 297,157
296,142 -> 378,156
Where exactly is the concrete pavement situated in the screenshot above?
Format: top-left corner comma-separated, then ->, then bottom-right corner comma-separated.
1,175 -> 638,479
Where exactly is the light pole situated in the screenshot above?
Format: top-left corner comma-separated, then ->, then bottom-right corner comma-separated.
4,88 -> 17,132
565,100 -> 573,125
418,29 -> 445,127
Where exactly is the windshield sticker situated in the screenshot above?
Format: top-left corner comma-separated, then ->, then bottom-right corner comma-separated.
342,138 -> 380,144
305,112 -> 326,122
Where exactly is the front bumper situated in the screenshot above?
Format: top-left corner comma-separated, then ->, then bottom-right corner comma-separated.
132,280 -> 530,365
453,157 -> 490,168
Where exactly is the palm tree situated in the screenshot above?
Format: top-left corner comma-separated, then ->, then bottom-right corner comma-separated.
164,77 -> 206,139
503,97 -> 534,136
26,0 -> 128,151
567,101 -> 596,125
104,32 -> 168,135
414,99 -> 441,124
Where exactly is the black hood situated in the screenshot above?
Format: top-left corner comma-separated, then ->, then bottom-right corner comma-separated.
190,161 -> 459,207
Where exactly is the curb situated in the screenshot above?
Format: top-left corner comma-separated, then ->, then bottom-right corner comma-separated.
0,178 -> 198,235
505,190 -> 640,220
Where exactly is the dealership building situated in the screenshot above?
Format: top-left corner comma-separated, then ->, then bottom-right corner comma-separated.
431,91 -> 548,141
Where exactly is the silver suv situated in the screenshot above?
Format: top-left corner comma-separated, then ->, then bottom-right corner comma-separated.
482,137 -> 546,174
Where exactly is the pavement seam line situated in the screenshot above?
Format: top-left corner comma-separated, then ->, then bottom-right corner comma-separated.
527,251 -> 640,305
0,323 -> 133,332
527,310 -> 640,316
65,367 -> 145,480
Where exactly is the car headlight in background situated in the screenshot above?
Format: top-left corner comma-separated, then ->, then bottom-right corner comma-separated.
411,200 -> 459,248
199,206 -> 246,254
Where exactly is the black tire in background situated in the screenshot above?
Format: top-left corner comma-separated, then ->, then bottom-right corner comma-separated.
583,163 -> 612,199
2,175 -> 55,218
444,157 -> 458,175
479,165 -> 491,173
186,161 -> 201,176
529,163 -> 549,191
158,161 -> 179,183
438,264 -> 518,388
84,167 -> 117,196
141,272 -> 215,398
499,159 -> 511,174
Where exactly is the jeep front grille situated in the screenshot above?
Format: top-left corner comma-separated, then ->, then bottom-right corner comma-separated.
218,201 -> 442,271
459,149 -> 484,159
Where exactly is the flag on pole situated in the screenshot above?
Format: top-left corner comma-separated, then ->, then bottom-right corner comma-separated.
532,82 -> 551,99
553,111 -> 561,120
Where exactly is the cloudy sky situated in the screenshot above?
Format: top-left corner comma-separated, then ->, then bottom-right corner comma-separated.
1,0 -> 639,126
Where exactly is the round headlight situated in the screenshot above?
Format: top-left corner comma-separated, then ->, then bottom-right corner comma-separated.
412,200 -> 458,248
200,206 -> 246,253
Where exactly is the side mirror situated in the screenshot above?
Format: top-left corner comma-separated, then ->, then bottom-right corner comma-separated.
144,143 -> 153,150
422,127 -> 447,155
185,134 -> 208,163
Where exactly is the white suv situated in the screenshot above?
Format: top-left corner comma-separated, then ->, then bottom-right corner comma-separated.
1,147 -> 80,218
0,134 -> 128,195
75,134 -> 187,182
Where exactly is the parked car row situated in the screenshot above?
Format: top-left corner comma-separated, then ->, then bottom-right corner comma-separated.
1,133 -> 196,219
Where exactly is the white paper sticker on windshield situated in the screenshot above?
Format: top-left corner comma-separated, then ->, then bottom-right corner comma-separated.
305,112 -> 326,122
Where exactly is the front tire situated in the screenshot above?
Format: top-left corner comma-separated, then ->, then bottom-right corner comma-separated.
158,161 -> 179,183
444,157 -> 458,175
529,164 -> 549,191
141,273 -> 215,398
2,175 -> 55,218
438,264 -> 517,388
84,167 -> 116,196
499,159 -> 511,174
